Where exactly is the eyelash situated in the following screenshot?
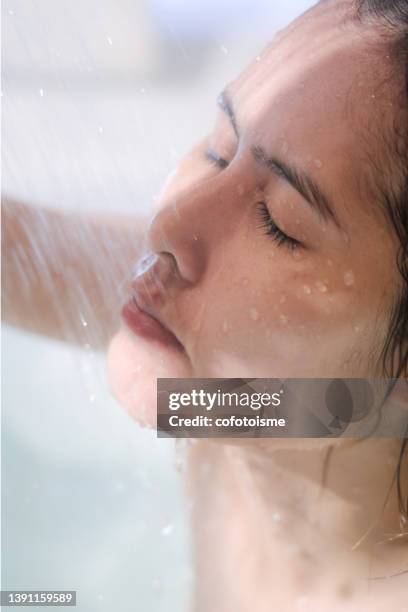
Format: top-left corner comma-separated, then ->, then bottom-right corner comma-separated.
204,148 -> 301,250
256,202 -> 300,250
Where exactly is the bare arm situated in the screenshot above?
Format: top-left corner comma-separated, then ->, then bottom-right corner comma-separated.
2,197 -> 147,348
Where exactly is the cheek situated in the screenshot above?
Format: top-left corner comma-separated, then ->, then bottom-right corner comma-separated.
187,253 -> 377,377
107,327 -> 191,426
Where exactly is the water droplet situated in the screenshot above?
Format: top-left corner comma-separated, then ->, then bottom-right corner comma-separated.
89,393 -> 96,403
8,9 -> 14,15
343,270 -> 355,286
249,307 -> 259,321
193,234 -> 199,241
314,159 -> 323,168
80,314 -> 88,327
106,36 -> 113,46
151,578 -> 163,592
303,285 -> 312,295
315,280 -> 328,293
162,523 -> 174,536
272,512 -> 281,523
220,45 -> 228,55
39,88 -> 44,97
279,314 -> 289,325
281,140 -> 289,154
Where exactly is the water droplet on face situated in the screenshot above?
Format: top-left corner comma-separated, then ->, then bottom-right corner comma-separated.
303,285 -> 312,295
249,307 -> 259,321
315,280 -> 328,293
279,314 -> 289,325
314,159 -> 323,169
343,270 -> 355,286
281,140 -> 289,154
292,249 -> 302,260
80,314 -> 88,327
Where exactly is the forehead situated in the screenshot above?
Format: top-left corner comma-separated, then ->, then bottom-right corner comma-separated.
227,1 -> 392,219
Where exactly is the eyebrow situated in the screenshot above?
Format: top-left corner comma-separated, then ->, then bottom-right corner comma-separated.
217,91 -> 239,138
217,90 -> 342,229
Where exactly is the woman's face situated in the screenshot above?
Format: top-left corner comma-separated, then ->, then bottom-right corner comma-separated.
108,1 -> 400,423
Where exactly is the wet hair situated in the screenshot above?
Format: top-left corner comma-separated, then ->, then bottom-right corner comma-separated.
355,0 -> 408,522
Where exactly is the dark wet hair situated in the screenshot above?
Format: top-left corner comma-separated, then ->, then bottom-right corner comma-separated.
356,0 -> 408,521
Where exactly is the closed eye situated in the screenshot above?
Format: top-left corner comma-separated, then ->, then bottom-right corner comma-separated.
204,148 -> 230,169
204,148 -> 302,250
256,202 -> 302,250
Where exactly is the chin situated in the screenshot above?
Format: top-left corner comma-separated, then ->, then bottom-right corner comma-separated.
107,325 -> 190,427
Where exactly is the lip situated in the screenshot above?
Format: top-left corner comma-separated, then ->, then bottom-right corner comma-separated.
121,296 -> 183,351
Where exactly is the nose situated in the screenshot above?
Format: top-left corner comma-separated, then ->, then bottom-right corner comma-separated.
147,170 -> 237,285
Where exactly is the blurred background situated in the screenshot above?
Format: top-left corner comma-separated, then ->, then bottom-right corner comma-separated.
2,1 -> 314,610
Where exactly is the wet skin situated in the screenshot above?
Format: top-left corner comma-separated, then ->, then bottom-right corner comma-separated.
108,0 -> 400,423
108,1 -> 407,609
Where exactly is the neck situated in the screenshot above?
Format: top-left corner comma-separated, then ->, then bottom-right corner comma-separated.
187,438 -> 406,612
